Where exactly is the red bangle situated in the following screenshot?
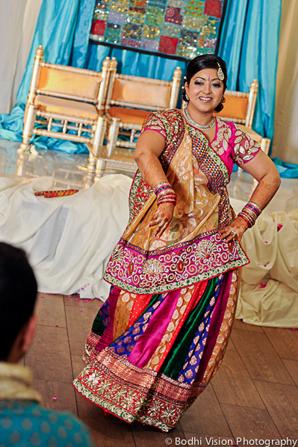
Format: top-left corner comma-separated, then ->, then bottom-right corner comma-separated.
238,214 -> 252,228
35,189 -> 79,198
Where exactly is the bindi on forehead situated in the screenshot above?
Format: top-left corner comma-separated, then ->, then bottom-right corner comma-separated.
194,75 -> 219,82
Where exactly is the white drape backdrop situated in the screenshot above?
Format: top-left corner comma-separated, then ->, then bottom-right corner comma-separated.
0,0 -> 43,114
271,0 -> 298,163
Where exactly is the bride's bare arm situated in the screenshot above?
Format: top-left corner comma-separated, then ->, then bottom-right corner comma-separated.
134,130 -> 166,184
134,130 -> 174,237
241,150 -> 281,208
220,150 -> 281,242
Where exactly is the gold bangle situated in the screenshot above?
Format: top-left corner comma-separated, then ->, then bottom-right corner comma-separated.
153,181 -> 171,191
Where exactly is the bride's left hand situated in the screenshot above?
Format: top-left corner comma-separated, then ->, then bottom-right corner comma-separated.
219,216 -> 249,242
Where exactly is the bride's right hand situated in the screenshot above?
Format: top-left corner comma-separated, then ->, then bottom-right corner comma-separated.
149,202 -> 175,237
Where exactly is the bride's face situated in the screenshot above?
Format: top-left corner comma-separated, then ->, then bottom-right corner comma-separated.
185,68 -> 224,114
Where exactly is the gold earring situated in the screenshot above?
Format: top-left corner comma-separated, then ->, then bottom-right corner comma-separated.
217,62 -> 224,81
185,92 -> 189,101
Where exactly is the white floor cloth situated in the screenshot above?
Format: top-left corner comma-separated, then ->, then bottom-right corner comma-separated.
0,175 -> 296,327
231,199 -> 298,328
0,174 -> 131,299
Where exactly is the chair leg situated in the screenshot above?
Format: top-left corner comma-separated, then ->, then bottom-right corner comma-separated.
106,117 -> 120,158
89,116 -> 109,182
18,104 -> 37,152
95,158 -> 107,180
15,152 -> 28,177
91,116 -> 107,158
84,152 -> 97,189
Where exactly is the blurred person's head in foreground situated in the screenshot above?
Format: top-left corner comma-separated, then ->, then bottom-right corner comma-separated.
0,242 -> 37,363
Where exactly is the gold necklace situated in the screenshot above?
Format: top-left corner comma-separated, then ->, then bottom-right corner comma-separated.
183,107 -> 215,130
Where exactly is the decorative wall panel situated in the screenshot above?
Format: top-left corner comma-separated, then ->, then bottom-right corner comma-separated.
90,0 -> 225,59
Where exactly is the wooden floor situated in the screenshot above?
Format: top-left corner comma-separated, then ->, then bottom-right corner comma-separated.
23,293 -> 298,447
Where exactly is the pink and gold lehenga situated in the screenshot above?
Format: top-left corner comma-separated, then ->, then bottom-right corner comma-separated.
73,110 -> 260,432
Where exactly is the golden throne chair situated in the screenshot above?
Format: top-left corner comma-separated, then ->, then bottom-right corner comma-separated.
98,58 -> 182,175
214,79 -> 270,155
19,45 -> 111,184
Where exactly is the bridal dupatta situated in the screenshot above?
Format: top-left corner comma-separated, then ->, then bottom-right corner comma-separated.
103,113 -> 248,293
73,110 -> 255,432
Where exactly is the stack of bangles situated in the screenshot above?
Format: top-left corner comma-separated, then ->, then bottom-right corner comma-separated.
238,201 -> 262,227
154,182 -> 177,206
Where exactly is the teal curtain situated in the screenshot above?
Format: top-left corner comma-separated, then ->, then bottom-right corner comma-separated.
217,0 -> 249,90
16,0 -> 93,106
271,158 -> 298,178
0,0 -> 186,154
1,0 -> 292,176
0,0 -> 96,153
218,0 -> 282,143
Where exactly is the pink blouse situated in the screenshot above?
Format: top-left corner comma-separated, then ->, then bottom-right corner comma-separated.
141,109 -> 261,176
